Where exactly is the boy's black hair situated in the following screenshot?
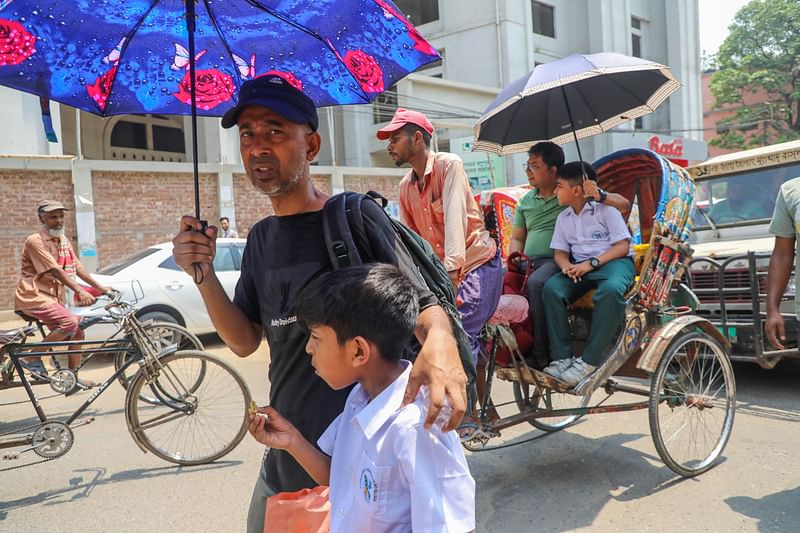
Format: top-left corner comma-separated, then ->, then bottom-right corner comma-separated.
400,123 -> 432,148
557,161 -> 598,186
528,141 -> 565,169
219,216 -> 230,223
293,264 -> 419,361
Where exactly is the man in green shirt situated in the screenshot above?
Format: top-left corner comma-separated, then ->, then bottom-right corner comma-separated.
509,142 -> 629,365
766,177 -> 800,349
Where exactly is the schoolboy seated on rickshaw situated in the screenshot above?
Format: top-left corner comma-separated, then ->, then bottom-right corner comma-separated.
541,162 -> 636,386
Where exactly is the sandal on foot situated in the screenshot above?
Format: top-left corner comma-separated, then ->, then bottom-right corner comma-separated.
456,421 -> 481,443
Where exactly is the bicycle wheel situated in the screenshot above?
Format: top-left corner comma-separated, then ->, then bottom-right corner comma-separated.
648,331 -> 736,477
513,381 -> 589,431
125,350 -> 251,465
114,323 -> 203,392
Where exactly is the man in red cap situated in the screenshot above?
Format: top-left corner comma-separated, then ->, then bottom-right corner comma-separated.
378,108 -> 503,434
15,200 -> 111,388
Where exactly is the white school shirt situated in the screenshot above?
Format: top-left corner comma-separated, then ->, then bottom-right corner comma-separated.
550,201 -> 635,263
317,360 -> 475,533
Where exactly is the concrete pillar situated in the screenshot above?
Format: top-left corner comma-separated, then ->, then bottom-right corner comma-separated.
666,0 -> 703,142
218,163 -> 237,228
331,167 -> 345,194
70,159 -> 98,272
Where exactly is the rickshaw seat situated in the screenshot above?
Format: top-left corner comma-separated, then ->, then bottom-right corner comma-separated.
568,290 -> 596,310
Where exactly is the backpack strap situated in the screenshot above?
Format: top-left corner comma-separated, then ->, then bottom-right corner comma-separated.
344,192 -> 377,262
322,193 -> 362,270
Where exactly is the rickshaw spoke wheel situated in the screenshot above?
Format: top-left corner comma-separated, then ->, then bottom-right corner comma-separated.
512,382 -> 589,432
648,331 -> 736,477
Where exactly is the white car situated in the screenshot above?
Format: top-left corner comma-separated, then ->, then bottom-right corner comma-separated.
72,239 -> 246,338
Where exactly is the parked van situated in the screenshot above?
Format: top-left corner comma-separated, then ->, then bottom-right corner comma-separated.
686,140 -> 800,367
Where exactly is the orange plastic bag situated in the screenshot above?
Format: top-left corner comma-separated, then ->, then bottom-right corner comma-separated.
264,486 -> 331,533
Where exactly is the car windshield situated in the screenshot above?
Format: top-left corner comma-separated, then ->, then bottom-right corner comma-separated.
97,247 -> 160,275
692,160 -> 800,228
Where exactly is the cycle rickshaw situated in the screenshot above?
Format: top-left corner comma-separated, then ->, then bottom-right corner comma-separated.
469,148 -> 736,478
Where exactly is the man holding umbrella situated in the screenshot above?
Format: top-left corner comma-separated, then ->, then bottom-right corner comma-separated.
171,76 -> 467,532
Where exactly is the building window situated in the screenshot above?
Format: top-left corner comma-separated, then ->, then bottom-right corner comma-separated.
635,117 -> 643,130
393,0 -> 439,26
105,114 -> 187,162
631,17 -> 641,30
110,121 -> 147,150
531,2 -> 555,38
152,125 -> 186,153
631,34 -> 642,57
373,85 -> 398,124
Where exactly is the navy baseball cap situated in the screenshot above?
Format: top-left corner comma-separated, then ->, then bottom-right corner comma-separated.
221,74 -> 319,131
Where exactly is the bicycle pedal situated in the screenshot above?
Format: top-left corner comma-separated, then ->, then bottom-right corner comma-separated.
71,416 -> 95,428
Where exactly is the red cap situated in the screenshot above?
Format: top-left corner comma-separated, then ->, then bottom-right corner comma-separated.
376,108 -> 434,140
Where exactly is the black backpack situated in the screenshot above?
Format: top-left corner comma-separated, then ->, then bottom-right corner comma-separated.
322,191 -> 477,400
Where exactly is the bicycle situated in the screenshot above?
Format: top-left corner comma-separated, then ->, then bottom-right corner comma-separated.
4,290 -> 203,400
0,294 -> 252,470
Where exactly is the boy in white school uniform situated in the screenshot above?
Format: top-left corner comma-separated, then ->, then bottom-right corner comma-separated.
248,263 -> 475,533
541,161 -> 636,386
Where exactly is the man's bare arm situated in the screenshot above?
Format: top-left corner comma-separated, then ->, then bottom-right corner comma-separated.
172,216 -> 262,357
604,192 -> 631,212
510,226 -> 527,255
405,304 -> 466,432
766,236 -> 795,349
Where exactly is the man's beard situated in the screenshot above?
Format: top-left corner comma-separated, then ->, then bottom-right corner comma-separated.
258,172 -> 303,198
47,228 -> 65,238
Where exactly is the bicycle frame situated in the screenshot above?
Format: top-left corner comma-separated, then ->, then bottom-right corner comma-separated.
1,338 -> 177,434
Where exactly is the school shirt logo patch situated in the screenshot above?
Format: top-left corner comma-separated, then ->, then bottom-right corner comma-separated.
360,468 -> 378,503
591,230 -> 604,240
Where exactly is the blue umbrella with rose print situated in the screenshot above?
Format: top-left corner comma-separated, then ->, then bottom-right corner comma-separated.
0,0 -> 439,219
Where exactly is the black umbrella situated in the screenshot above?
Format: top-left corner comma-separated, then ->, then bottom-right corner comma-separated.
473,52 -> 680,160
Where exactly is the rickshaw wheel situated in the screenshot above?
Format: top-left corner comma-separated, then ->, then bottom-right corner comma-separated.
648,331 -> 736,477
512,382 -> 589,431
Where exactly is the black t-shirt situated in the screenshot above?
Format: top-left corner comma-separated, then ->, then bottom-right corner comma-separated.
234,199 -> 436,492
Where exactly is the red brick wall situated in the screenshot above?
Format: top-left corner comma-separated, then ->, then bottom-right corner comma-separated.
343,175 -> 402,202
233,172 -> 332,235
92,171 -> 219,266
1,167 -> 395,311
0,169 -> 76,310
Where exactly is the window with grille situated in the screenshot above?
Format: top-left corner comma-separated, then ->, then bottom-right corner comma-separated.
531,2 -> 555,38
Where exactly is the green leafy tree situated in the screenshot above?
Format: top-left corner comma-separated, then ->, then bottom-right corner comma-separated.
709,0 -> 800,150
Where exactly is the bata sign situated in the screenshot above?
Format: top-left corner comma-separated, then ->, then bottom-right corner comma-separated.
649,135 -> 684,157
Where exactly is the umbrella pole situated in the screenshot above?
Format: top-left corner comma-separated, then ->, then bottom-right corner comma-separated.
560,85 -> 586,172
185,0 -> 202,221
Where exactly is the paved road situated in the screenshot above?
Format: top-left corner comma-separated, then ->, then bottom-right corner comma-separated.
1,335 -> 799,532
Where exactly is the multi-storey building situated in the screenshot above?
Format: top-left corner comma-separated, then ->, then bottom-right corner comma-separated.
0,0 -> 707,312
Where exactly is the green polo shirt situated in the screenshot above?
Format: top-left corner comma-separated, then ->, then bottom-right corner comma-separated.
768,176 -> 800,317
512,188 -> 566,258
